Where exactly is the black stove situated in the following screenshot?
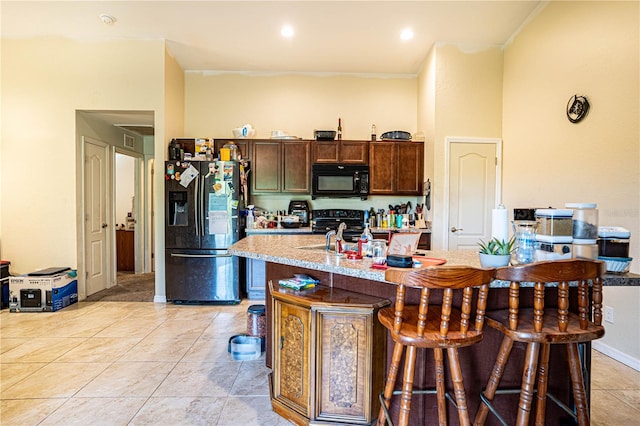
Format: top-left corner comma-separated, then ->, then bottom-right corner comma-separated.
311,209 -> 364,242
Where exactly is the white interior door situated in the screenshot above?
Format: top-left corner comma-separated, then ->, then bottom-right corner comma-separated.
84,139 -> 109,296
447,139 -> 501,250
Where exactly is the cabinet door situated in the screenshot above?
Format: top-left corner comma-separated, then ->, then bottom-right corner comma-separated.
273,299 -> 311,417
396,142 -> 423,194
369,143 -> 395,194
252,140 -> 281,193
315,308 -> 373,423
245,258 -> 266,299
340,140 -> 369,164
313,142 -> 339,163
282,141 -> 310,193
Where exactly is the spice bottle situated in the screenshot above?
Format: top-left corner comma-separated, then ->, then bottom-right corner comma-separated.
337,118 -> 342,140
371,124 -> 377,141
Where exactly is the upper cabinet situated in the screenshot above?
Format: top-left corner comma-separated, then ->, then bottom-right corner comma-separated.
252,139 -> 311,194
312,140 -> 368,164
369,141 -> 423,195
214,139 -> 251,161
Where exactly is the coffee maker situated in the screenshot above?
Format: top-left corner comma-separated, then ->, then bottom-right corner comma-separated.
288,200 -> 310,226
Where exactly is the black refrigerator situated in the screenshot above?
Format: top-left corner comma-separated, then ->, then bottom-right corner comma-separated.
165,160 -> 248,303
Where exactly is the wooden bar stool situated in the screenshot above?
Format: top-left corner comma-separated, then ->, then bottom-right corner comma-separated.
377,265 -> 496,426
474,259 -> 606,426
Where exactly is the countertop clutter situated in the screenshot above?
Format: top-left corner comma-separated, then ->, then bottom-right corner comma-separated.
229,234 -> 639,286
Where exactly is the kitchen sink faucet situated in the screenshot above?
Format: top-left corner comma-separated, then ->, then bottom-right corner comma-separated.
326,222 -> 347,253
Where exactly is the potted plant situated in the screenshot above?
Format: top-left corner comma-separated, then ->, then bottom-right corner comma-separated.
478,237 -> 515,267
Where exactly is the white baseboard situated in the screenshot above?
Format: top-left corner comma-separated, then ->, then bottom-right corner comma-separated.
592,341 -> 640,371
153,295 -> 167,303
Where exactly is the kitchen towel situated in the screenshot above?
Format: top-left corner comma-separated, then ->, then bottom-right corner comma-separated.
491,205 -> 509,243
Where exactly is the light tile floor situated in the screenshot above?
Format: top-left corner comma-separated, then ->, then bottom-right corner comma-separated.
1,300 -> 639,425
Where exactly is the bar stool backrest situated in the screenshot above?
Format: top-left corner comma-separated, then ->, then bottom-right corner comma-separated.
494,259 -> 606,333
385,266 -> 496,340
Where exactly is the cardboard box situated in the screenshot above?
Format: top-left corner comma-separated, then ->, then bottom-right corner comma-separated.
9,272 -> 78,312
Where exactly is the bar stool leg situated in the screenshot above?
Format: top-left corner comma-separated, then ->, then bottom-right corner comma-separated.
567,342 -> 590,425
516,342 -> 541,426
398,345 -> 418,426
474,336 -> 514,425
447,347 -> 471,426
535,343 -> 551,425
378,342 -> 406,426
434,348 -> 447,426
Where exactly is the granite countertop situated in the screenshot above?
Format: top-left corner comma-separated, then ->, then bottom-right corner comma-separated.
229,234 -> 639,287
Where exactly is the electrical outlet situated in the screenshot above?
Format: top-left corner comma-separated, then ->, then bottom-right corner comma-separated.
604,305 -> 615,324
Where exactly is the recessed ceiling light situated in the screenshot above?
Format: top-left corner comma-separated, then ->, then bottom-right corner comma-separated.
400,27 -> 414,41
281,25 -> 294,38
99,14 -> 117,25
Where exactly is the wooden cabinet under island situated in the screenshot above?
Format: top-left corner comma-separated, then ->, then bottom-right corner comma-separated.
270,280 -> 389,425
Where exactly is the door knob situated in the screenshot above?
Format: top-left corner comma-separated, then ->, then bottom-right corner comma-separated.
102,223 -> 108,229
450,227 -> 463,233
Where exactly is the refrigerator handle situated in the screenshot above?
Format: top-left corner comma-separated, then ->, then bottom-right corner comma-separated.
200,174 -> 206,236
194,172 -> 200,237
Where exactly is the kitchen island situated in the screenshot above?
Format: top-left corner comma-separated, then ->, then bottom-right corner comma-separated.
229,234 -> 639,425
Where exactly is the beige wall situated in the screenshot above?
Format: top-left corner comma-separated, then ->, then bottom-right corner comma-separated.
502,1 -> 639,362
185,72 -> 416,141
1,38 -> 166,282
418,44 -> 504,248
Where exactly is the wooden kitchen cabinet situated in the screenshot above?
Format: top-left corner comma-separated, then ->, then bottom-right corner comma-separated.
369,141 -> 423,195
270,281 -> 388,425
282,140 -> 311,192
245,258 -> 266,299
213,139 -> 251,160
252,139 -> 310,194
313,140 -> 369,164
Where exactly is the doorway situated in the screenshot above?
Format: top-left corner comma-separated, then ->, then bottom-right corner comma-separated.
115,152 -> 136,273
445,137 -> 502,250
77,109 -> 155,300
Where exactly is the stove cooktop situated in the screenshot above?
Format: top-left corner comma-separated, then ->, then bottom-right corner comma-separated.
311,209 -> 365,241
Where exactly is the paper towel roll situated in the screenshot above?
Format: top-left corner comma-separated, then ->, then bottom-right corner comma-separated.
491,206 -> 509,242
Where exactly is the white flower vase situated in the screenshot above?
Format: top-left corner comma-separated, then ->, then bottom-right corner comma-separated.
479,253 -> 511,268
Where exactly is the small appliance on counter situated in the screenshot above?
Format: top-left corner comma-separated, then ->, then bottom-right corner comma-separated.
597,226 -> 632,273
534,209 -> 573,261
288,200 -> 310,226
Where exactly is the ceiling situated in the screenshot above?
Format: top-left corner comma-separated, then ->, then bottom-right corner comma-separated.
2,0 -> 543,135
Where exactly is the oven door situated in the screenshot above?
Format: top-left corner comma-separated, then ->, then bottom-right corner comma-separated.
311,164 -> 368,199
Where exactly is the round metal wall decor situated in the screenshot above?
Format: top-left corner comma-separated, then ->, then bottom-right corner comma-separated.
566,95 -> 590,123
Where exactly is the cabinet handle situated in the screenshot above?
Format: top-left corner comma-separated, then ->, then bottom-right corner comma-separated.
280,336 -> 284,350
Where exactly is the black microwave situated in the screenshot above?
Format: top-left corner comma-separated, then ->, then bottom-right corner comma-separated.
311,164 -> 369,200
